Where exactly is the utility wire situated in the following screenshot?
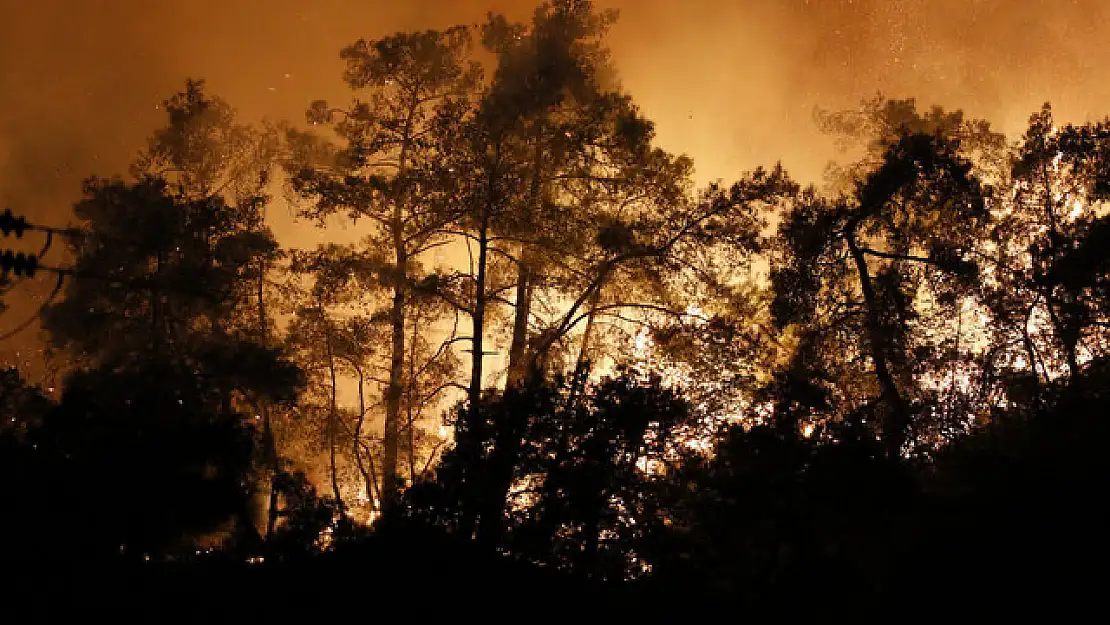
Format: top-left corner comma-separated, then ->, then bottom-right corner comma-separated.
1,214 -> 95,341
0,273 -> 65,342
0,210 -> 262,340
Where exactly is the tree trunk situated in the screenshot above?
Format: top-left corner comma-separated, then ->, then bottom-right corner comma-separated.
479,390 -> 524,551
1040,167 -> 1082,379
381,106 -> 416,512
468,216 -> 490,426
566,287 -> 602,410
506,249 -> 532,388
407,316 -> 420,484
846,231 -> 909,461
507,125 -> 546,389
1020,300 -> 1047,414
262,403 -> 279,541
460,207 -> 491,543
265,463 -> 279,541
322,309 -> 344,511
256,256 -> 282,542
350,365 -> 379,515
382,260 -> 405,511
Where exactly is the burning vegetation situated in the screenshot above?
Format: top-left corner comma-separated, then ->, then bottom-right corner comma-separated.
1,0 -> 1109,619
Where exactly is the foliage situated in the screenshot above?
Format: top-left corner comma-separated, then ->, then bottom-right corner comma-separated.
6,4 -> 1110,617
286,25 -> 478,506
403,370 -> 695,580
42,80 -> 281,368
27,80 -> 303,558
1,362 -> 256,560
982,105 -> 1110,389
769,103 -> 998,459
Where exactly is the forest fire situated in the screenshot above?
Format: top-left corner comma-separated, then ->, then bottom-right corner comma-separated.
1,0 -> 1109,620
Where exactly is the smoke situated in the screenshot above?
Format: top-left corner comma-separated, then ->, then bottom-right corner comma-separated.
610,0 -> 1110,183
2,0 -> 1109,374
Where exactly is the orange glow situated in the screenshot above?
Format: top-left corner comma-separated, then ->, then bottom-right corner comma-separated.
4,0 -> 1108,387
4,1 -> 1110,544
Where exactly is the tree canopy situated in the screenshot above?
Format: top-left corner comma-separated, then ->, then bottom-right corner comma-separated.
2,1 -> 1109,618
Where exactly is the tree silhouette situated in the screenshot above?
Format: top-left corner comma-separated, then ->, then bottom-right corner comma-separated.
283,244 -> 383,512
476,0 -> 626,388
287,27 -> 480,509
0,361 -> 264,561
6,5 -> 1110,618
771,100 -> 998,460
32,80 -> 302,555
42,80 -> 284,371
404,370 -> 695,580
982,105 -> 1110,401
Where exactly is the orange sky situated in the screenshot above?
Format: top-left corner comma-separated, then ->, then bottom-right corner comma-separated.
3,0 -> 1110,378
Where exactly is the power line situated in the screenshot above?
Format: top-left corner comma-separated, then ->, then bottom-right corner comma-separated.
2,209 -> 81,240
2,209 -> 66,280
0,273 -> 65,342
0,209 -> 260,341
2,210 -> 164,284
0,250 -> 39,277
1,209 -> 65,341
0,209 -> 29,238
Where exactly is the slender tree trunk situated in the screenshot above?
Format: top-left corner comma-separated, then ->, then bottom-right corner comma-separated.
350,366 -> 379,514
407,316 -> 419,484
460,205 -> 491,543
1039,168 -> 1082,379
382,258 -> 405,510
265,461 -> 279,541
506,250 -> 532,388
846,231 -> 909,461
256,256 -> 282,542
468,215 -> 490,423
321,308 -> 344,510
381,108 -> 416,511
1021,301 -> 1046,415
260,397 -> 278,541
566,287 -> 602,410
506,127 -> 546,388
480,394 -> 524,551
462,139 -> 508,547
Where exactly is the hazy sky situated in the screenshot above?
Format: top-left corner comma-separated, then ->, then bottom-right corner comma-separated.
3,0 -> 1109,376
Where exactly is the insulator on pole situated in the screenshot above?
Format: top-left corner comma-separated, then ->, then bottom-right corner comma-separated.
0,209 -> 29,238
0,249 -> 38,277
